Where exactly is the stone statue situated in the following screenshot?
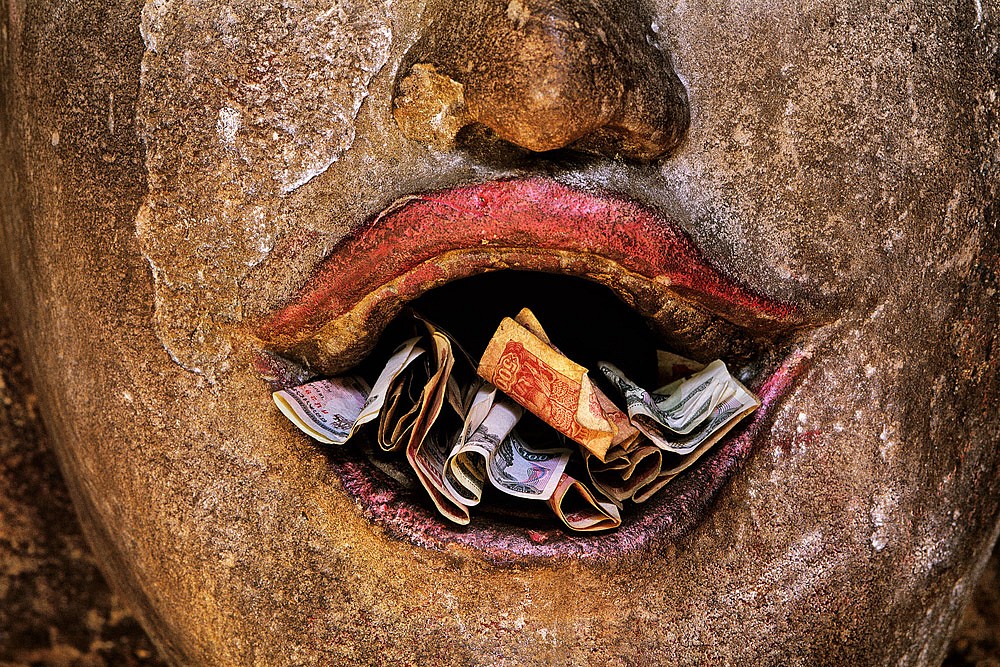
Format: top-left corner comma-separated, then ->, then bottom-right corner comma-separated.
0,0 -> 997,664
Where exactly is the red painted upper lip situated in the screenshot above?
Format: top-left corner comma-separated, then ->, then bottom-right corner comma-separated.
257,178 -> 807,361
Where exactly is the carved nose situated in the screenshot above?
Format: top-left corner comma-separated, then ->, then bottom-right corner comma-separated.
392,0 -> 690,160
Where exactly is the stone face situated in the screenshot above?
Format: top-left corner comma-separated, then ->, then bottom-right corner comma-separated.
0,0 -> 998,666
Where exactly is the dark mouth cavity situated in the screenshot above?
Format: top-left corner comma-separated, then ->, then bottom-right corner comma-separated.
358,270 -> 661,387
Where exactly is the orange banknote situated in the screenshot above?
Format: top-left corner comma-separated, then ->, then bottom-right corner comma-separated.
478,316 -> 625,460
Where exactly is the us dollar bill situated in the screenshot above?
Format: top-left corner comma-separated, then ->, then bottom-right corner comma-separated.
442,396 -> 522,506
487,429 -> 572,501
456,382 -> 498,449
600,361 -> 760,455
662,386 -> 761,462
599,360 -> 736,435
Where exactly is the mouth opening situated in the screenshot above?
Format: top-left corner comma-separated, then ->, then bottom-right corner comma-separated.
365,271 -> 664,383
346,270 -> 776,531
256,178 -> 812,562
264,269 -> 798,562
361,269 -> 776,383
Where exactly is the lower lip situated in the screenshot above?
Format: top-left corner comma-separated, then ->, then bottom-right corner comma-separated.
261,178 -> 812,562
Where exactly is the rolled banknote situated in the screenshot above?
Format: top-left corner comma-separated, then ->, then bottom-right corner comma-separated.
442,381 -> 499,505
442,435 -> 488,507
456,381 -> 497,447
378,359 -> 426,452
478,316 -> 620,460
359,338 -> 427,424
443,396 -> 522,506
444,394 -> 572,504
273,337 -> 425,445
658,381 -> 758,456
403,321 -> 472,524
601,360 -> 737,435
599,361 -> 759,450
377,322 -> 471,453
416,312 -> 480,419
546,473 -> 622,532
273,376 -> 371,445
585,442 -> 664,505
626,407 -> 750,502
515,307 -> 640,452
409,428 -> 471,525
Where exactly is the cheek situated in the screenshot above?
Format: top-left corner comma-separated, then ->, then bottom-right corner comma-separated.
724,304 -> 994,613
135,0 -> 393,377
649,1 -> 978,304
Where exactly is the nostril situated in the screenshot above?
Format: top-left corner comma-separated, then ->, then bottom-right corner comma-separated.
454,124 -> 536,166
393,63 -> 469,151
392,0 -> 689,161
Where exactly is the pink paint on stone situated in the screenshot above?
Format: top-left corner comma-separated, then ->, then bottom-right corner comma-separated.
259,178 -> 803,342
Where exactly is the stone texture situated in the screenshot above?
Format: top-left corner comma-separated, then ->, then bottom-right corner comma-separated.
1,0 -> 998,664
135,0 -> 393,377
945,551 -> 1000,667
0,289 -> 995,665
0,302 -> 166,667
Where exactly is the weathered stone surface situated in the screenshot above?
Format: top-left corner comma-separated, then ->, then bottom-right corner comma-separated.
945,550 -> 1000,666
0,0 -> 997,665
135,0 -> 393,378
0,295 -> 995,664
